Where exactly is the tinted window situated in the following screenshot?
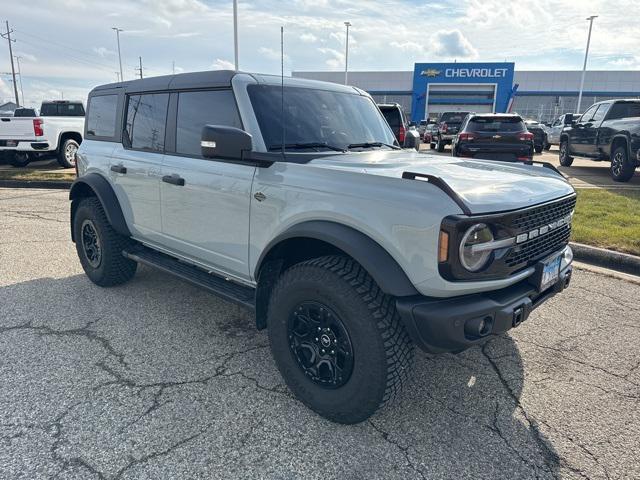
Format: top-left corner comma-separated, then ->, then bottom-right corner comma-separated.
13,108 -> 37,117
248,85 -> 396,151
591,104 -> 609,122
580,105 -> 598,122
379,107 -> 402,128
86,95 -> 118,138
467,117 -> 525,132
440,112 -> 469,124
40,102 -> 85,116
124,94 -> 169,152
606,102 -> 640,120
176,90 -> 242,156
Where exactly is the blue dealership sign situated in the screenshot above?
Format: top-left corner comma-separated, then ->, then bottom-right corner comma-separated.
411,62 -> 515,121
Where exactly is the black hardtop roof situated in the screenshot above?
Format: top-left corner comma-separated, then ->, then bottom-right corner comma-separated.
91,70 -> 238,95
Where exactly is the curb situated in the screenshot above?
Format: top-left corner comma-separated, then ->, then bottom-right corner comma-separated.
0,179 -> 72,190
570,242 -> 640,276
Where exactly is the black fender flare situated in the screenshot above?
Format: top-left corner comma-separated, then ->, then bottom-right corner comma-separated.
256,220 -> 419,297
69,173 -> 130,241
609,134 -> 630,159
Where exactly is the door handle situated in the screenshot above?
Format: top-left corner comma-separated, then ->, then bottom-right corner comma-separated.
162,174 -> 185,186
110,165 -> 127,174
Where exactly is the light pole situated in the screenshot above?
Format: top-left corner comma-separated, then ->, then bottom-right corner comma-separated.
112,27 -> 124,82
14,56 -> 24,106
577,15 -> 597,113
344,21 -> 351,85
233,0 -> 239,70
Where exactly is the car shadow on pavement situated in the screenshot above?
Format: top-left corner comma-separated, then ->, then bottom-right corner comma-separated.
0,270 -> 561,479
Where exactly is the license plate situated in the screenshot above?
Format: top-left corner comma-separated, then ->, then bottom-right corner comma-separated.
539,255 -> 561,292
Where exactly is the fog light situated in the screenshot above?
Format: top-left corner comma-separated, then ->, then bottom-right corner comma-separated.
464,316 -> 492,338
561,246 -> 573,270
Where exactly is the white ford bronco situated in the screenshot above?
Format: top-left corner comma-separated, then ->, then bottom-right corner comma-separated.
71,71 -> 575,424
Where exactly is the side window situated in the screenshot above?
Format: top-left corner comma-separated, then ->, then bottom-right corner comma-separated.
175,90 -> 242,157
580,105 -> 598,123
124,93 -> 169,152
86,95 -> 118,138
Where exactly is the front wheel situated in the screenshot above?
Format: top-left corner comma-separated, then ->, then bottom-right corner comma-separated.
267,256 -> 413,424
610,145 -> 636,182
57,138 -> 79,168
559,139 -> 574,167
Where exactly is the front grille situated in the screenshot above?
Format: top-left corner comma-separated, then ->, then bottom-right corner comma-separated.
505,196 -> 576,268
511,196 -> 576,232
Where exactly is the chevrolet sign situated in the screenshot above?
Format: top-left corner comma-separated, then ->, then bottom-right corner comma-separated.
421,69 -> 441,77
445,68 -> 509,78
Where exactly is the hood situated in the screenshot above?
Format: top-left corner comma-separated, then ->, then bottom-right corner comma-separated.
309,151 -> 575,215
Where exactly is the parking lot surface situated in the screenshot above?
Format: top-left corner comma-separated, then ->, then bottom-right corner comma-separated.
420,145 -> 640,189
1,188 -> 639,479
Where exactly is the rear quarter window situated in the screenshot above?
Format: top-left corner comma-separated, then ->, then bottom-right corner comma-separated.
86,95 -> 118,138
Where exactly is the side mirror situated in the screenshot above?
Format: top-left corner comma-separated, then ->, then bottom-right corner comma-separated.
201,125 -> 252,160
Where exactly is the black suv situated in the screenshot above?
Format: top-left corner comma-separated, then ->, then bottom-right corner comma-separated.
451,113 -> 534,161
524,120 -> 549,153
432,111 -> 470,152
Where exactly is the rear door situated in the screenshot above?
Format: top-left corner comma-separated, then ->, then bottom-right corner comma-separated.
159,89 -> 254,280
109,93 -> 168,242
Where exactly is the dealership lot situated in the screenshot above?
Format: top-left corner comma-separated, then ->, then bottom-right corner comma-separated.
0,187 -> 638,479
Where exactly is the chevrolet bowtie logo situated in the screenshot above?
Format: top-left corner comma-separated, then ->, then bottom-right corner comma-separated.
421,69 -> 441,77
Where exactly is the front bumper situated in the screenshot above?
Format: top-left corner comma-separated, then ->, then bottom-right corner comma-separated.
396,264 -> 572,354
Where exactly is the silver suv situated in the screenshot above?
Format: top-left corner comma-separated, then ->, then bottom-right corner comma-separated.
71,71 -> 575,424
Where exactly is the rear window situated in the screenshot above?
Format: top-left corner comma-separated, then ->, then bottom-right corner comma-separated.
86,95 -> 118,138
606,102 -> 640,120
440,112 -> 469,123
13,108 -> 37,117
467,117 -> 525,132
380,107 -> 402,128
40,102 -> 85,117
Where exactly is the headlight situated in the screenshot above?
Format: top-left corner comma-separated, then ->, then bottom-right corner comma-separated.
459,223 -> 494,272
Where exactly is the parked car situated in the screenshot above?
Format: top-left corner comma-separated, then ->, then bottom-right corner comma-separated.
560,99 -> 640,182
377,103 -> 420,150
0,100 -> 84,168
424,123 -> 438,144
12,107 -> 38,117
525,120 -> 549,153
71,70 -> 575,424
432,111 -> 470,152
548,113 -> 580,146
451,113 -> 534,161
418,119 -> 429,136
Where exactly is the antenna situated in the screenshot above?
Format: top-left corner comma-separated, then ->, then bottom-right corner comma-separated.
280,25 -> 285,156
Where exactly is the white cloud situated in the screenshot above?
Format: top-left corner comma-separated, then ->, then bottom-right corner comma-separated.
258,47 -> 289,62
16,52 -> 37,62
300,33 -> 318,43
390,40 -> 421,52
211,58 -> 235,70
317,47 -> 344,69
92,47 -> 116,58
432,29 -> 478,59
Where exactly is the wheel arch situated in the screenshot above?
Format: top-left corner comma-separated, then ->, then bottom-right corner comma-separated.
253,220 -> 419,330
69,173 -> 130,242
610,134 -> 630,158
58,131 -> 83,150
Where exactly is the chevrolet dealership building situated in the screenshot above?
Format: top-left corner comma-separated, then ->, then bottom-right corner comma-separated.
293,62 -> 640,123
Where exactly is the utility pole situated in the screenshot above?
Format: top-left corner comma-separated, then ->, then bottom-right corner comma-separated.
112,27 -> 124,82
172,60 -> 175,75
343,21 -> 351,85
115,71 -> 121,82
233,0 -> 239,70
136,56 -> 143,79
1,21 -> 20,107
577,15 -> 597,114
14,55 -> 24,106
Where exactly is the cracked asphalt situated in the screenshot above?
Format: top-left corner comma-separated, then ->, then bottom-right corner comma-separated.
1,187 -> 639,480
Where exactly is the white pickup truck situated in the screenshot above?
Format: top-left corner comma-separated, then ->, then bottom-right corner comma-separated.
0,100 -> 84,168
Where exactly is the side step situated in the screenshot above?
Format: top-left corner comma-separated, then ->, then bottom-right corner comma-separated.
123,245 -> 256,310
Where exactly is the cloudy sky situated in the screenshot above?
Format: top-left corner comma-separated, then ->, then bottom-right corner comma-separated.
1,0 -> 639,107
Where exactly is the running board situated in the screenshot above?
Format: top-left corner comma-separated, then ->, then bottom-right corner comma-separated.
123,246 -> 256,310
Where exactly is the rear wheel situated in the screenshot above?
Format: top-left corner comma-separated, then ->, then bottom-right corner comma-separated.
73,197 -> 137,287
8,152 -> 32,168
535,145 -> 543,154
610,145 -> 636,182
57,138 -> 79,168
559,139 -> 574,167
429,142 -> 435,150
267,256 -> 413,424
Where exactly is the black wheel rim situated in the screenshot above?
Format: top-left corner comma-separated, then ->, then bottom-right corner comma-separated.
81,219 -> 102,268
612,151 -> 624,176
287,301 -> 354,389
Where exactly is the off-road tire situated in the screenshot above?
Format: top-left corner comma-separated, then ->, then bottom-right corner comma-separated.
559,139 -> 574,167
610,145 -> 636,182
57,138 -> 79,168
73,197 -> 137,287
436,136 -> 445,152
8,152 -> 31,168
267,255 -> 414,424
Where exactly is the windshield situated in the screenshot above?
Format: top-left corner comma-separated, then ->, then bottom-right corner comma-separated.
248,85 -> 396,151
467,117 -> 525,132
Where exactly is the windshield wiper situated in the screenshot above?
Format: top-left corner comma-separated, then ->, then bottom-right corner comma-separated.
267,142 -> 345,152
346,142 -> 401,150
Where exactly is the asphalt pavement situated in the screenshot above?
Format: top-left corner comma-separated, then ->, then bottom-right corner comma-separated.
1,188 -> 639,479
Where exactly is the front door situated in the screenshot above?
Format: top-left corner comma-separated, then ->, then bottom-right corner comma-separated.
570,104 -> 598,155
110,93 -> 169,243
159,89 -> 255,281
